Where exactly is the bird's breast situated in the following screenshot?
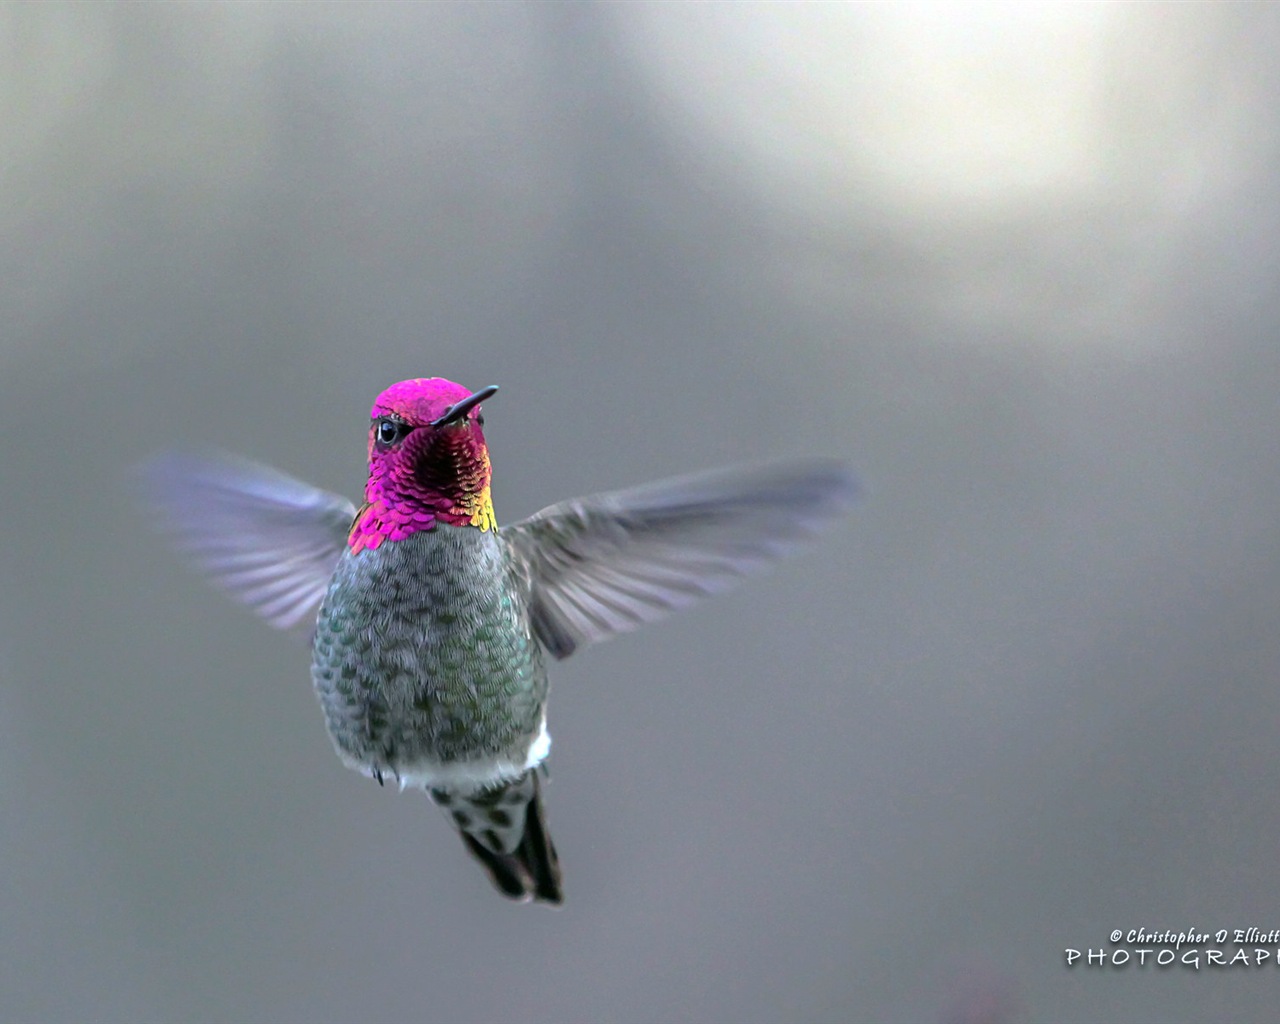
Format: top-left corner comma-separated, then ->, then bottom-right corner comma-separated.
310,525 -> 548,783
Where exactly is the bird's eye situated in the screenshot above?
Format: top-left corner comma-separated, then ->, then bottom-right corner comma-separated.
476,413 -> 485,426
377,419 -> 405,445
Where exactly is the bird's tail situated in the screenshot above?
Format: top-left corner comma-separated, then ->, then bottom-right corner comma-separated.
430,770 -> 563,905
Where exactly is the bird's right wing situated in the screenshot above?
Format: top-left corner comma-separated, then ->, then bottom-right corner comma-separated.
137,450 -> 357,639
505,460 -> 855,659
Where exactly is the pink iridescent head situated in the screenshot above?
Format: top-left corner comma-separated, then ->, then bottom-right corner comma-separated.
348,378 -> 499,553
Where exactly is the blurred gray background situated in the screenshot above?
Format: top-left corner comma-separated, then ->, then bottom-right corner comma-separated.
3,3 -> 1280,1021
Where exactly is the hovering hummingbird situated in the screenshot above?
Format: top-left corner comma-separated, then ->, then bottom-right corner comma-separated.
142,378 -> 854,904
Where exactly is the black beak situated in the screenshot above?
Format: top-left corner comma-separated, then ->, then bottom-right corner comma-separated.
430,384 -> 498,427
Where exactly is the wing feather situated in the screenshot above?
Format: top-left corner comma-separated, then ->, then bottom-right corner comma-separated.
137,450 -> 356,639
505,460 -> 855,658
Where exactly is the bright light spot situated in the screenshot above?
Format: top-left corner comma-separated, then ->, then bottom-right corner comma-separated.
848,2 -> 1115,213
622,2 -> 1120,221
616,3 -> 1263,354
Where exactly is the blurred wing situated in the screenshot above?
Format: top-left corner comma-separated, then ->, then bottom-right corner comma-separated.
506,460 -> 856,659
137,450 -> 357,639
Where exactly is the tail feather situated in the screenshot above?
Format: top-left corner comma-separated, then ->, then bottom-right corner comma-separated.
432,771 -> 563,905
458,831 -> 533,900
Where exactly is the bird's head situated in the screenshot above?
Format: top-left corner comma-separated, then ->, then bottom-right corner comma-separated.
350,378 -> 498,552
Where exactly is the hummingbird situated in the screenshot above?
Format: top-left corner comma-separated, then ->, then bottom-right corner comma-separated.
141,378 -> 854,905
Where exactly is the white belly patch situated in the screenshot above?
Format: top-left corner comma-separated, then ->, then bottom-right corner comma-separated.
347,716 -> 551,793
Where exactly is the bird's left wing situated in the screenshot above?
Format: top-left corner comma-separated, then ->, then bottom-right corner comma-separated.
505,459 -> 855,659
137,450 -> 357,639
